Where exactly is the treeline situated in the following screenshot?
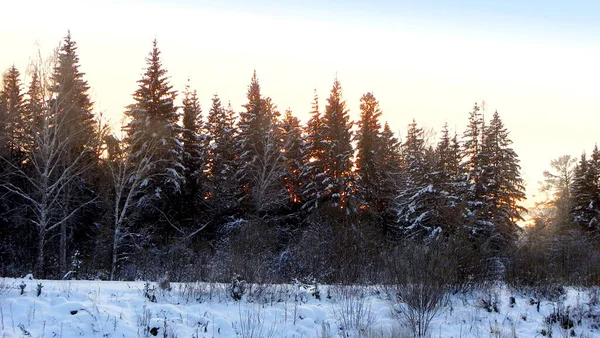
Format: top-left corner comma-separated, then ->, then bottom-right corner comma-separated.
0,33 -> 531,283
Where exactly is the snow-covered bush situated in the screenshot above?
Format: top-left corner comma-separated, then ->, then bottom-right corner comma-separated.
387,243 -> 450,337
478,286 -> 501,313
230,274 -> 247,301
331,285 -> 376,335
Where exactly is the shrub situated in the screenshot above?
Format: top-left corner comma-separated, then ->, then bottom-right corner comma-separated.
230,274 -> 247,301
387,242 -> 450,337
330,285 -> 376,335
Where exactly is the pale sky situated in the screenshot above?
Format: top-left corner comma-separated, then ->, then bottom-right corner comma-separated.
2,0 -> 600,210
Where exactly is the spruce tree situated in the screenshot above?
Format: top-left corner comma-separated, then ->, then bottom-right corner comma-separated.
247,96 -> 287,215
301,90 -> 326,210
431,123 -> 463,231
374,122 -> 403,223
571,148 -> 600,231
205,95 -> 239,217
24,68 -> 45,152
459,103 -> 487,234
436,123 -> 460,185
0,66 -> 26,158
48,32 -> 101,277
354,92 -> 383,209
50,32 -> 96,160
280,109 -> 304,206
123,39 -> 183,237
237,71 -> 268,210
395,119 -> 441,239
318,78 -> 355,212
481,111 -> 526,246
0,65 -> 27,275
178,84 -> 207,229
180,84 -> 205,201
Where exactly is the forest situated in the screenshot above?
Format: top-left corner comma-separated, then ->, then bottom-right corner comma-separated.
1,33 -> 599,290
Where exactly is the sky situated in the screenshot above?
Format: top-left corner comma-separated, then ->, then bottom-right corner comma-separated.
1,0 -> 600,210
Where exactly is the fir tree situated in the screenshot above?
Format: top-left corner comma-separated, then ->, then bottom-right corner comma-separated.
480,111 -> 526,246
123,39 -> 184,236
236,71 -> 269,209
280,109 -> 304,206
180,84 -> 205,201
247,97 -> 287,215
395,119 -> 440,239
374,122 -> 403,222
50,32 -> 96,160
318,78 -> 355,212
571,148 -> 600,231
205,95 -> 239,216
0,65 -> 26,158
436,123 -> 460,185
354,92 -> 383,209
24,68 -> 45,152
431,123 -> 463,230
178,84 -> 207,230
48,32 -> 101,277
459,103 -> 487,234
301,90 -> 326,210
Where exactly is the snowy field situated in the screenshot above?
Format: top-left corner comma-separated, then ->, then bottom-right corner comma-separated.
1,277 -> 600,337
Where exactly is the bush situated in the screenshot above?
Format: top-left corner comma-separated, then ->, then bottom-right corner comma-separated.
386,242 -> 450,337
506,227 -> 600,288
230,274 -> 247,301
330,285 -> 376,335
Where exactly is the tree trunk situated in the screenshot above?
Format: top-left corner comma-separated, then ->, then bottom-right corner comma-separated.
110,225 -> 119,281
36,230 -> 45,278
60,222 -> 67,278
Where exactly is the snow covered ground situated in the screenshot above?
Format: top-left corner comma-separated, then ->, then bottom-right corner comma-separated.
1,277 -> 600,337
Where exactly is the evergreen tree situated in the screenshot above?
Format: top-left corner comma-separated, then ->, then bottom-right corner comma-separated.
50,32 -> 96,160
205,95 -> 239,217
0,66 -> 26,158
247,97 -> 287,215
480,111 -> 526,246
48,32 -> 101,277
571,148 -> 600,231
180,84 -> 205,201
178,84 -> 207,230
280,109 -> 304,206
354,92 -> 383,209
379,122 -> 402,168
459,103 -> 487,234
431,123 -> 463,231
24,68 -> 45,152
436,123 -> 460,185
236,71 -> 267,199
318,78 -> 355,212
0,65 -> 28,276
236,72 -> 286,215
123,39 -> 184,238
395,119 -> 441,239
301,90 -> 326,210
237,72 -> 261,207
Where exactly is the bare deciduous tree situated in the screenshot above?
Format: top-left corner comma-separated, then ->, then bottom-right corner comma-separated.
249,129 -> 286,216
106,127 -> 208,280
537,155 -> 577,229
0,98 -> 98,277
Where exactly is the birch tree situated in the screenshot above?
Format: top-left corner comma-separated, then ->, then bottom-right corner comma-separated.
0,91 -> 98,277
